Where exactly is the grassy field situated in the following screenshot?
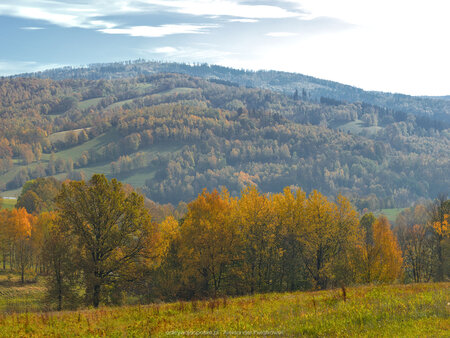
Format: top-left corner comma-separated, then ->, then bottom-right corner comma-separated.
54,131 -> 120,161
78,97 -> 103,110
0,198 -> 16,209
48,128 -> 92,143
0,272 -> 45,314
0,282 -> 447,337
0,131 -> 183,199
376,208 -> 406,223
332,119 -> 382,136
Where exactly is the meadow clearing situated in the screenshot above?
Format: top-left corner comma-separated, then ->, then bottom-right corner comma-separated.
0,281 -> 448,337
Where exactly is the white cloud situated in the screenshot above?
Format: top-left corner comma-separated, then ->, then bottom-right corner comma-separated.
142,0 -> 299,19
100,24 -> 216,37
143,45 -> 233,63
228,0 -> 450,95
0,1 -> 300,30
154,46 -> 178,54
20,26 -> 44,30
0,60 -> 66,75
2,1 -> 450,94
266,32 -> 297,37
229,18 -> 258,23
0,2 -> 114,29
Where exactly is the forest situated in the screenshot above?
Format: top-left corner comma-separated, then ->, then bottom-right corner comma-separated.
19,60 -> 450,123
0,175 -> 448,311
0,72 -> 448,208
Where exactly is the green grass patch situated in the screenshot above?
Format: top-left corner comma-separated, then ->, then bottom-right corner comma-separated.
0,137 -> 181,197
0,198 -> 16,209
332,119 -> 382,136
158,87 -> 198,96
78,97 -> 103,110
0,283 -> 447,336
48,128 -> 91,143
376,208 -> 406,224
0,272 -> 45,314
0,188 -> 22,199
82,162 -> 113,177
120,167 -> 156,187
54,131 -> 119,161
108,98 -> 136,109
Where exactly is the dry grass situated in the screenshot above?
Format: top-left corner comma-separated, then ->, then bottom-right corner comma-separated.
0,282 -> 447,337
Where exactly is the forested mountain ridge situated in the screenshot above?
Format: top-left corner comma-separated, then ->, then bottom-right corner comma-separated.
15,60 -> 450,123
0,73 -> 448,208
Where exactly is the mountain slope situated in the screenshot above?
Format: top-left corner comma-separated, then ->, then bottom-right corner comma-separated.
15,60 -> 450,123
0,73 -> 448,208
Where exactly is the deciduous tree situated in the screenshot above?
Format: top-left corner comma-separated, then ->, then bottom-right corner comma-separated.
56,174 -> 155,307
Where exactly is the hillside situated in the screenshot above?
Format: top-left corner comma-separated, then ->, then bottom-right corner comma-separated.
0,282 -> 448,337
17,60 -> 450,123
0,73 -> 449,207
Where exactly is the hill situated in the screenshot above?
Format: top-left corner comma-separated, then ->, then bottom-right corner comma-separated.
0,73 -> 448,207
16,60 -> 450,123
0,282 -> 448,336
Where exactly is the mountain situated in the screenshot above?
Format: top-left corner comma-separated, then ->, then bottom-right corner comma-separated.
0,67 -> 448,208
15,60 -> 450,123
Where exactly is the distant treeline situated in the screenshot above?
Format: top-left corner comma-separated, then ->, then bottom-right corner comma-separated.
16,59 -> 450,122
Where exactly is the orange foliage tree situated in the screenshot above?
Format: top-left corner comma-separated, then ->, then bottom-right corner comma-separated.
10,207 -> 35,283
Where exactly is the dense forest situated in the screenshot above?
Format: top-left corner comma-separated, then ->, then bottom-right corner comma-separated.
18,60 -> 450,123
0,72 -> 448,208
0,176 -> 448,310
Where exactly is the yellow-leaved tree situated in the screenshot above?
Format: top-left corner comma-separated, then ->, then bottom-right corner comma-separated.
271,187 -> 307,291
300,191 -> 361,289
331,194 -> 362,289
179,189 -> 239,298
10,207 -> 35,283
236,186 -> 277,294
357,214 -> 403,283
300,190 -> 338,289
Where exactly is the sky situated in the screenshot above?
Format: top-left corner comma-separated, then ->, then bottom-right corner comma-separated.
1,0 -> 450,96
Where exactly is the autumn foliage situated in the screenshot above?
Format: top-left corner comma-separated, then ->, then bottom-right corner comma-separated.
0,177 -> 446,309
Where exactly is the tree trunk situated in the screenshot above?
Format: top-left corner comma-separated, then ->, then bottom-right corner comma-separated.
93,284 -> 101,308
58,288 -> 62,311
436,239 -> 443,281
57,270 -> 62,311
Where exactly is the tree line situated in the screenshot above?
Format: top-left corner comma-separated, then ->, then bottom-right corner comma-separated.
0,176 -> 447,311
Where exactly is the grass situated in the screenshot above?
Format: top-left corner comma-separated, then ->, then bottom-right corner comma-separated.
107,98 -> 136,109
48,128 -> 91,143
0,282 -> 447,337
0,198 -> 16,209
106,87 -> 198,109
54,131 -> 120,161
0,272 -> 45,314
0,188 -> 21,199
332,119 -> 382,136
158,87 -> 198,96
78,97 -> 103,110
376,208 -> 406,223
0,132 -> 182,199
121,169 -> 156,187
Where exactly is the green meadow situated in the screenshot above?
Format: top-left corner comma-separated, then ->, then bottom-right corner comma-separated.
0,282 -> 447,337
0,198 -> 16,210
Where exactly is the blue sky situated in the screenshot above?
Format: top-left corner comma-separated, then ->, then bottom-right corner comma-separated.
1,0 -> 449,95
